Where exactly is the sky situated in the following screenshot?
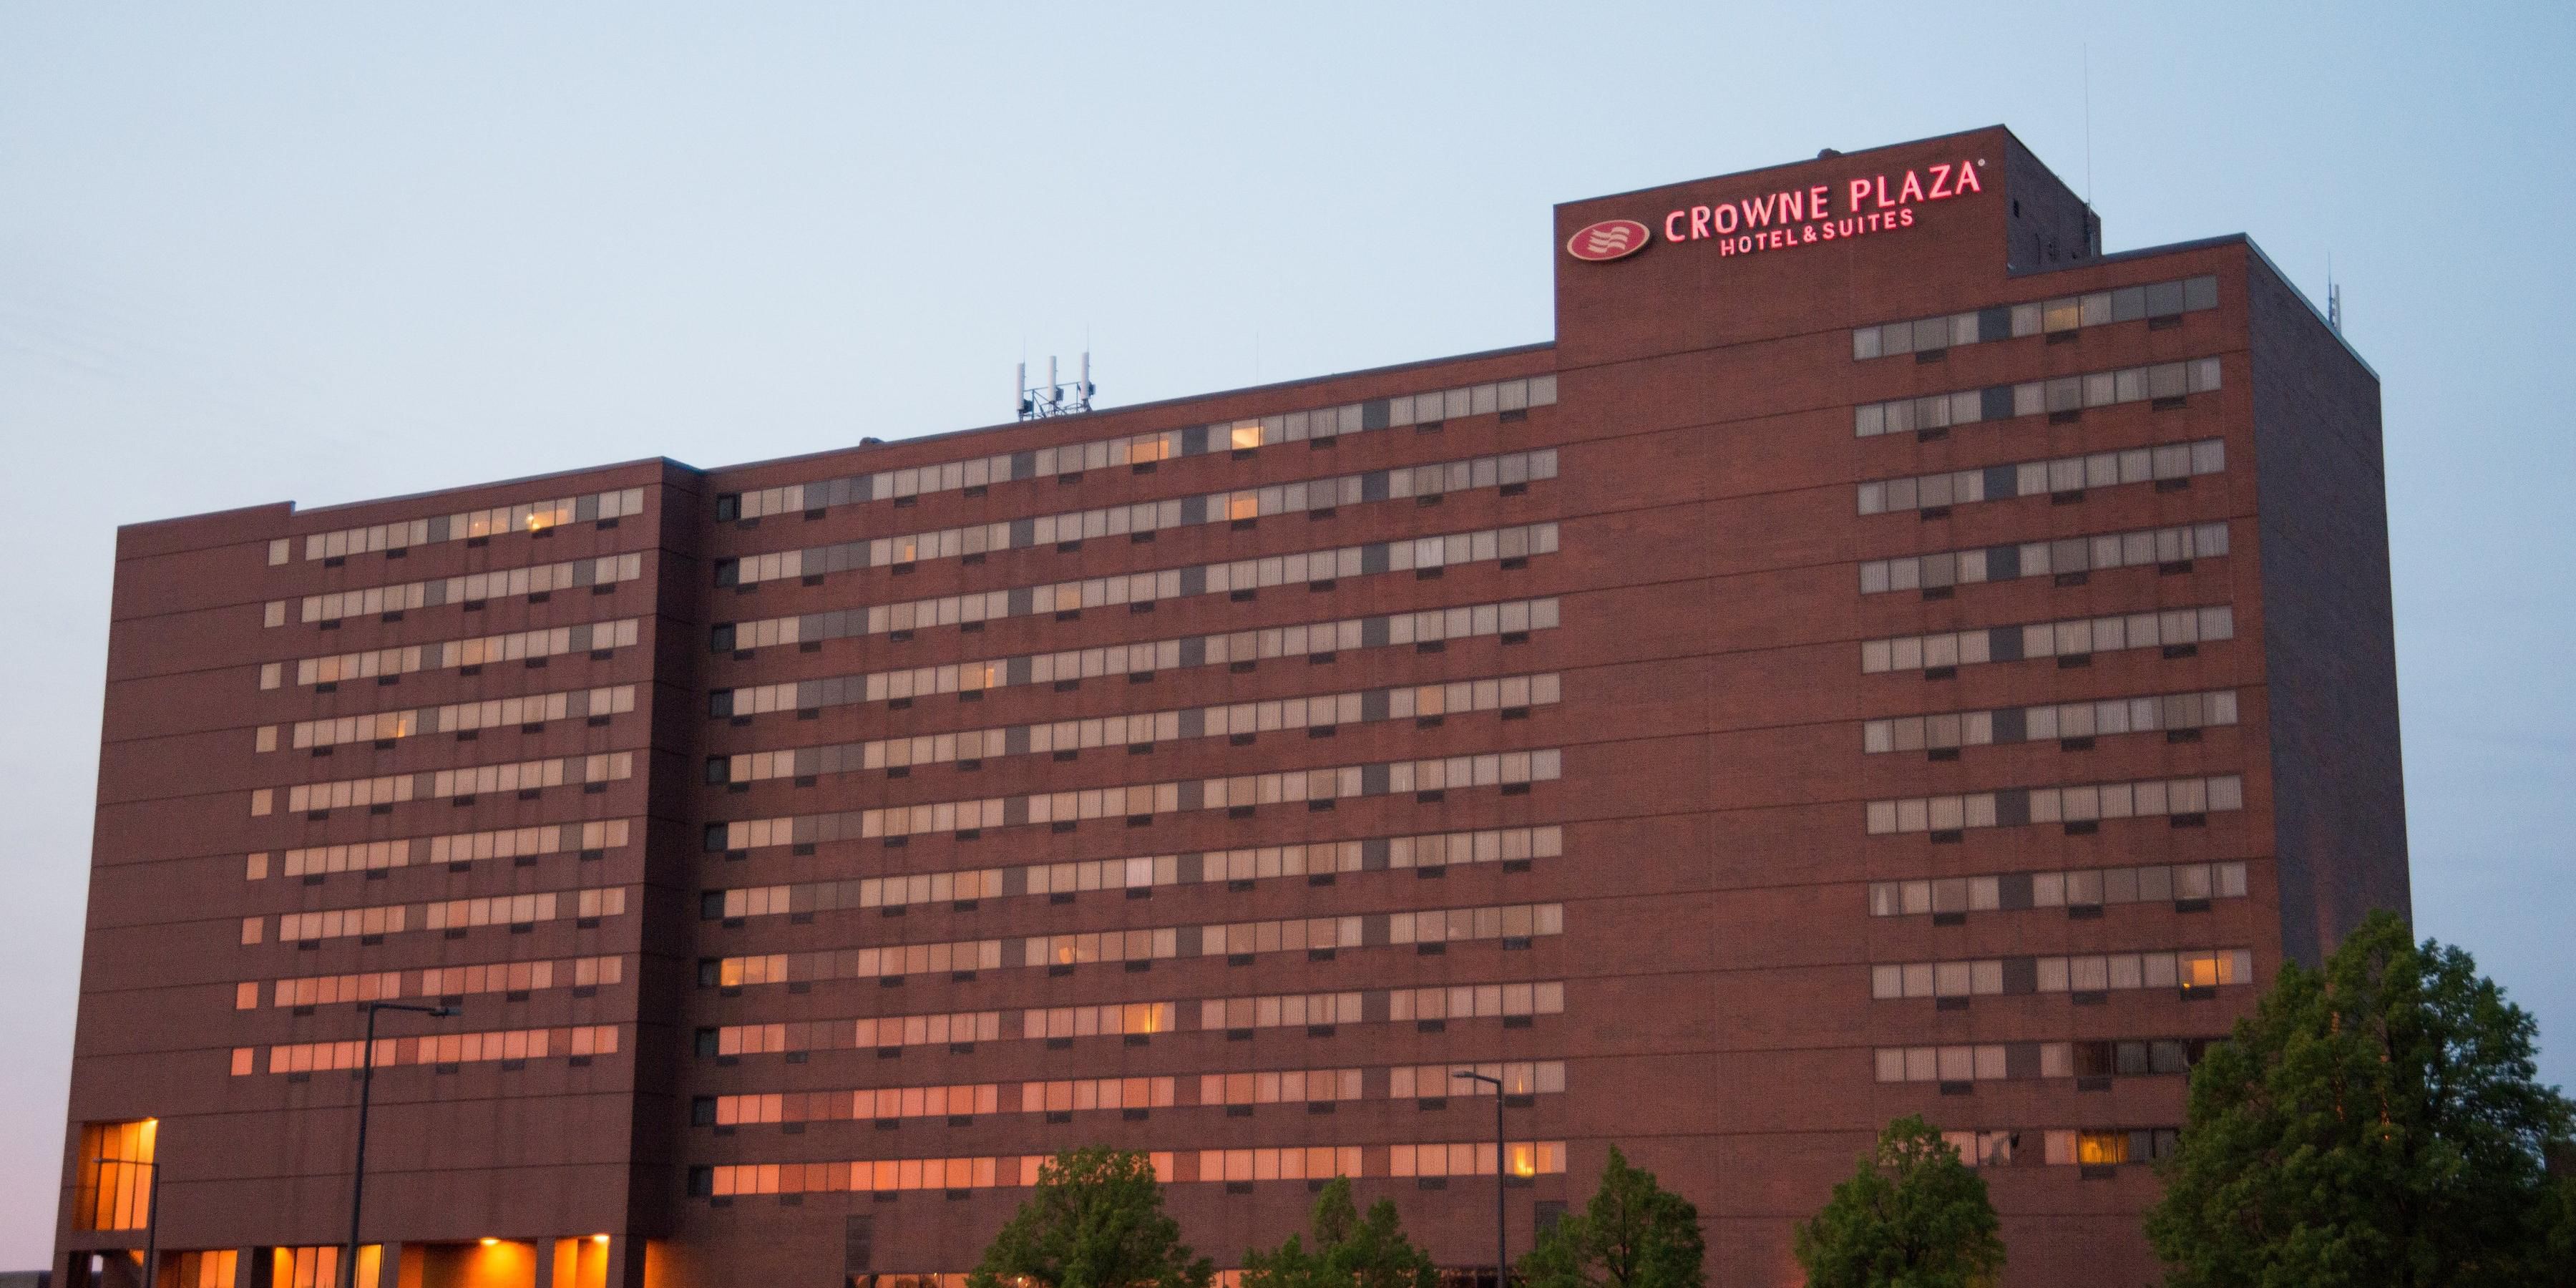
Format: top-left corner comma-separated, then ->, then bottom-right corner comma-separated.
2,0 -> 2571,1267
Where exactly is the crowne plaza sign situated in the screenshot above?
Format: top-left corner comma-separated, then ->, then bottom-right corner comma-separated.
1566,157 -> 1989,263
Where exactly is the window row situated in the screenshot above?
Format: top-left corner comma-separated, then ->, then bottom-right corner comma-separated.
696,1138 -> 1562,1201
1865,773 -> 2245,836
2047,1128 -> 2181,1166
1860,521 -> 2229,595
718,673 -> 1561,784
250,886 -> 628,945
718,377 -> 1558,521
706,826 -> 1563,919
290,552 -> 643,625
1856,438 -> 2225,516
1861,604 -> 2235,675
1864,689 -> 2239,753
719,449 -> 1560,585
242,1024 -> 620,1074
260,751 -> 633,816
274,618 -> 639,689
703,980 -> 1564,1058
280,685 -> 635,752
293,488 -> 645,562
702,902 -> 1563,987
704,1061 -> 1542,1126
716,523 -> 1559,651
250,819 -> 633,880
1854,357 -> 2223,438
1874,1036 -> 2215,1083
1853,274 -> 2220,359
706,747 -> 1564,849
1870,947 -> 2255,999
713,597 -> 1560,716
248,954 -> 623,1009
1868,860 -> 2252,917
1925,1127 -> 2184,1170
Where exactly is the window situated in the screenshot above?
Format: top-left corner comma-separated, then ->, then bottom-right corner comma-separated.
1869,861 -> 2250,917
1865,774 -> 2244,835
1854,357 -> 2222,437
718,674 -> 1559,784
719,377 -> 1557,521
293,686 -> 634,751
1390,1141 -> 1566,1179
1861,522 -> 2229,594
1863,605 -> 2235,675
706,748 -> 1563,849
1865,689 -> 2238,753
1853,274 -> 2220,358
1873,948 -> 2254,999
1387,1061 -> 1564,1098
714,524 -> 1558,651
72,1120 -> 156,1230
262,819 -> 632,880
278,752 -> 632,815
713,597 -> 1560,716
265,884 -> 628,944
2045,1128 -> 2181,1166
258,1025 -> 618,1074
1858,439 -> 2225,515
716,450 -> 1558,587
301,487 -> 643,560
301,553 -> 642,623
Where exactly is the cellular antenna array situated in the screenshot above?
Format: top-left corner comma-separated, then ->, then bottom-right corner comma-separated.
1018,353 -> 1096,420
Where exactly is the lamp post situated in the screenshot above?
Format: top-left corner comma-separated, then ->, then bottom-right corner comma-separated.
89,1151 -> 159,1288
1453,1071 -> 1508,1288
343,1002 -> 456,1288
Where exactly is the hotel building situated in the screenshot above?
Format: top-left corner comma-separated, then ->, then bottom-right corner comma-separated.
56,125 -> 2406,1288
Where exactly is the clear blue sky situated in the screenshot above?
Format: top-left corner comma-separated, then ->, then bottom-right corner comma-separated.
2,1 -> 2568,1266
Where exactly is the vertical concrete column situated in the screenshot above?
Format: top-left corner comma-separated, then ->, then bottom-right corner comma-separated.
533,1239 -> 559,1288
238,1246 -> 271,1288
602,1236 -> 645,1288
371,1244 -> 404,1288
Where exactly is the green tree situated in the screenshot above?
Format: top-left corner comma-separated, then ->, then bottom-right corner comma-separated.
1518,1145 -> 1705,1288
1241,1175 -> 1440,1288
2144,909 -> 2576,1287
969,1148 -> 1214,1288
1791,1116 -> 2002,1288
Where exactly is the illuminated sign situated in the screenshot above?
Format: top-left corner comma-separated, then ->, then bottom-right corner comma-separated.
1565,219 -> 1652,263
1662,158 -> 1986,258
1561,158 -> 1991,263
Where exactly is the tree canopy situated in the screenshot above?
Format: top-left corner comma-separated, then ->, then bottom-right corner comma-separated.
1791,1115 -> 2003,1288
1518,1145 -> 1705,1288
2144,909 -> 2576,1287
969,1148 -> 1214,1288
1240,1174 -> 1440,1288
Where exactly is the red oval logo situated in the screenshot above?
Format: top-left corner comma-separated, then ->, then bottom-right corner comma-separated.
1566,218 -> 1651,262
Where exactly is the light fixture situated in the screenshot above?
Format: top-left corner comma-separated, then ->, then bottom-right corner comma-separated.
479,1239 -> 498,1247
591,1235 -> 610,1244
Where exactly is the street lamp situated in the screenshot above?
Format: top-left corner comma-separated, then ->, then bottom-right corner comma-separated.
343,1002 -> 457,1288
1453,1071 -> 1509,1288
89,1144 -> 159,1288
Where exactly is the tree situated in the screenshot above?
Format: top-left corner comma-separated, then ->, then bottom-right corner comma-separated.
969,1148 -> 1214,1288
2144,909 -> 2576,1287
1241,1175 -> 1440,1288
1791,1116 -> 2003,1288
1518,1146 -> 1705,1288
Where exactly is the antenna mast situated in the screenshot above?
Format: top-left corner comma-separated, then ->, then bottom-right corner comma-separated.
1018,352 -> 1096,420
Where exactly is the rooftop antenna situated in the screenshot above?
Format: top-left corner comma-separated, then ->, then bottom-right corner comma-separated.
2082,44 -> 2094,205
2327,255 -> 2343,335
1017,351 -> 1096,421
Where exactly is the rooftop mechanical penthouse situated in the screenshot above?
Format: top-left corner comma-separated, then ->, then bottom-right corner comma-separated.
59,125 -> 2405,1288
